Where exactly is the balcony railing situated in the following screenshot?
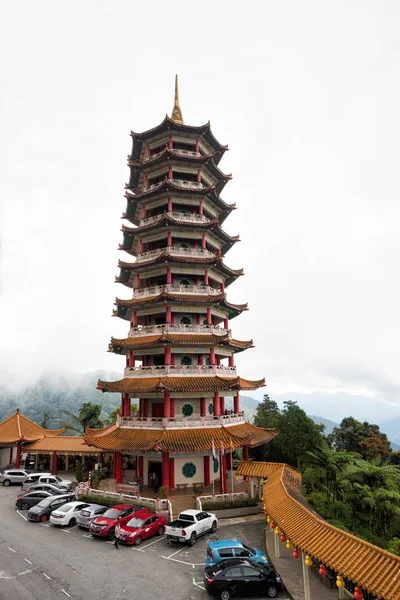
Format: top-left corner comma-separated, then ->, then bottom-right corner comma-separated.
132,283 -> 221,299
139,212 -> 209,227
171,149 -> 201,157
117,412 -> 245,429
128,324 -> 230,337
168,179 -> 203,189
124,365 -> 237,378
136,246 -> 215,262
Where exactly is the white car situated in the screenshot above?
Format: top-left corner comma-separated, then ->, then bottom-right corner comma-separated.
50,501 -> 90,526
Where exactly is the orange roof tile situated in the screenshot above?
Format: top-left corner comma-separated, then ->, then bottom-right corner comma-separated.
238,460 -> 400,600
24,436 -> 100,453
0,408 -> 64,445
108,333 -> 253,352
97,376 -> 265,394
84,423 -> 277,454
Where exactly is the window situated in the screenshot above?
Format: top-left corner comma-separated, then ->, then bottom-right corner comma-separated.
236,549 -> 251,557
151,516 -> 159,523
204,356 -> 210,366
213,457 -> 219,473
224,567 -> 242,578
144,519 -> 151,527
242,566 -> 258,577
181,403 -> 194,417
178,243 -> 189,249
180,316 -> 191,325
219,549 -> 234,558
181,355 -> 192,366
179,278 -> 190,286
208,402 -> 214,415
182,462 -> 196,478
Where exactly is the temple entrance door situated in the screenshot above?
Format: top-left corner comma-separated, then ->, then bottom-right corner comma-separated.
152,403 -> 164,418
148,461 -> 162,492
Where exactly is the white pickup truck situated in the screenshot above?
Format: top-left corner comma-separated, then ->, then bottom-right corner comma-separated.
165,509 -> 218,546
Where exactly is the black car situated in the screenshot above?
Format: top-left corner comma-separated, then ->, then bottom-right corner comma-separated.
204,558 -> 283,600
27,493 -> 76,522
16,490 -> 55,510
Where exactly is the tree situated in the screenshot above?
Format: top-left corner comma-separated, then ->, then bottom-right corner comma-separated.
41,412 -> 49,429
327,417 -> 391,462
103,403 -> 138,426
61,402 -> 104,434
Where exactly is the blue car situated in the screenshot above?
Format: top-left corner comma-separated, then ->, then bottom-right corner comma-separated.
206,539 -> 269,567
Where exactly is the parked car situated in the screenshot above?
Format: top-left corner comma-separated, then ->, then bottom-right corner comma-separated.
22,474 -> 72,491
119,511 -> 166,546
165,509 -> 217,546
206,540 -> 269,567
89,504 -> 145,540
1,469 -> 30,486
21,473 -> 53,490
76,504 -> 108,529
50,501 -> 90,526
16,490 -> 55,510
21,483 -> 67,496
203,558 -> 283,599
27,493 -> 76,522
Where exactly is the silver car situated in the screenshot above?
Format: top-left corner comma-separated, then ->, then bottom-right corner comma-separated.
21,474 -> 72,491
21,483 -> 66,496
21,472 -> 52,490
76,503 -> 108,529
1,469 -> 30,486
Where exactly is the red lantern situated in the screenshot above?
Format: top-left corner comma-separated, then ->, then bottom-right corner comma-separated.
354,587 -> 363,600
264,511 -> 268,516
280,533 -> 286,543
292,548 -> 299,559
270,521 -> 276,529
319,564 -> 328,577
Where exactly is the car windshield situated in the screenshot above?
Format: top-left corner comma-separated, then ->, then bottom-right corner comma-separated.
36,499 -> 52,507
58,503 -> 74,512
242,543 -> 256,555
126,517 -> 144,528
55,476 -> 63,482
103,509 -> 120,519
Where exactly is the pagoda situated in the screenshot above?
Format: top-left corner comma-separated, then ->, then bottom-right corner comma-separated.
85,77 -> 277,491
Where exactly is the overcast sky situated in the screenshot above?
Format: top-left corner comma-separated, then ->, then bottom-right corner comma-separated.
1,1 -> 400,416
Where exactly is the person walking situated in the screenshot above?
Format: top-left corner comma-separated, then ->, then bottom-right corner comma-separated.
114,521 -> 121,550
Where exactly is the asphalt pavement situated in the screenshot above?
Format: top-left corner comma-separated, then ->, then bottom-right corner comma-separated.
0,484 -> 290,600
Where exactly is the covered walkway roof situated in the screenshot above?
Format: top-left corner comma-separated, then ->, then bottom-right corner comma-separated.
237,460 -> 400,600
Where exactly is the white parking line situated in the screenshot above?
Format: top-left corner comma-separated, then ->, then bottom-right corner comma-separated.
139,537 -> 165,549
17,510 -> 28,522
41,524 -> 50,528
24,559 -> 33,565
42,573 -> 52,580
8,547 -> 17,553
131,547 -> 145,553
193,578 -> 205,591
61,530 -> 70,533
161,556 -> 196,567
61,590 -> 71,598
17,570 -> 32,577
166,546 -> 185,558
82,534 -> 91,538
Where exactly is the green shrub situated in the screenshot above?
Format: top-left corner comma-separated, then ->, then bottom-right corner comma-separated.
159,485 -> 169,499
387,537 -> 400,556
202,498 -> 258,511
91,473 -> 100,490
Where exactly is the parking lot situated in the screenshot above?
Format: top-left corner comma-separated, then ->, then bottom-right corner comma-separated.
0,484 -> 290,600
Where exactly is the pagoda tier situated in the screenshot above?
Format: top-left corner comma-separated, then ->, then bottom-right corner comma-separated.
119,218 -> 240,257
84,422 -> 277,454
96,78 -> 270,491
123,185 -> 235,226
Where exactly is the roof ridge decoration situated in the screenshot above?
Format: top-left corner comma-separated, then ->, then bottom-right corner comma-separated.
171,74 -> 184,125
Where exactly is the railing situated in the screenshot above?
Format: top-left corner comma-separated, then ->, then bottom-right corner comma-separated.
77,486 -> 169,512
171,149 -> 201,157
142,181 -> 163,193
131,283 -> 221,299
129,324 -> 230,337
124,365 -> 237,378
118,412 -> 246,429
139,212 -> 209,227
136,246 -> 215,262
196,492 -> 248,511
168,179 -> 203,189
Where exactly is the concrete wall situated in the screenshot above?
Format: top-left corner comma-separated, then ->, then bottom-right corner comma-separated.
0,447 -> 11,468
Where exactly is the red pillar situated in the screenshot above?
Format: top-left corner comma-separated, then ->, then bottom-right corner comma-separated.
162,452 -> 170,488
121,393 -> 131,416
128,350 -> 135,367
210,347 -> 215,365
222,452 -> 227,493
51,453 -> 58,475
164,392 -> 171,418
167,231 -> 172,247
221,280 -> 225,293
168,196 -> 172,211
166,305 -> 172,324
220,396 -> 225,414
207,307 -> 212,325
133,311 -> 138,326
213,392 -> 220,417
115,452 -> 123,484
229,354 -> 234,367
169,135 -> 173,149
9,446 -> 13,465
204,455 -> 210,487
15,443 -> 22,468
112,454 -> 117,479
198,353 -> 204,366
167,267 -> 172,284
169,457 -> 175,490
234,393 -> 240,413
165,347 -> 171,365
170,397 -> 175,417
197,169 -> 201,182
204,270 -> 209,285
143,399 -> 148,418
199,199 -> 203,214
243,445 -> 249,461
168,165 -> 173,179
138,455 -> 143,478
224,316 -> 229,329
200,397 -> 207,416
201,234 -> 206,249
226,452 -> 232,470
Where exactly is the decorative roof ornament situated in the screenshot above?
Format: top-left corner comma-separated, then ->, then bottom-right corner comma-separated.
171,74 -> 184,124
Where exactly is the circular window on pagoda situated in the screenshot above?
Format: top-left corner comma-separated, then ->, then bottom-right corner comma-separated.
180,316 -> 191,325
208,403 -> 214,415
181,403 -> 194,417
179,243 -> 189,249
213,458 -> 219,473
181,355 -> 193,366
204,356 -> 210,366
179,278 -> 190,286
202,318 -> 208,325
182,462 -> 196,479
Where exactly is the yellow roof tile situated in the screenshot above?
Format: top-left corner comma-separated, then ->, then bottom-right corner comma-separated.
0,408 -> 64,444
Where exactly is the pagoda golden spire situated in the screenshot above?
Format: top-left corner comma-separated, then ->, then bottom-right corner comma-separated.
171,74 -> 184,124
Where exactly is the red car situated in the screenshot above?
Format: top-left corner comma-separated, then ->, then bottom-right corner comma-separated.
119,511 -> 167,546
89,504 -> 146,540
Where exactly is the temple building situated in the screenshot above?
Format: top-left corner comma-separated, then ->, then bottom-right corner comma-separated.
84,77 -> 277,489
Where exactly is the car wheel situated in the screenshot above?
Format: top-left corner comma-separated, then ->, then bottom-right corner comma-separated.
158,526 -> 164,536
211,520 -> 217,533
3,479 -> 10,487
135,535 -> 142,546
189,532 -> 197,547
107,528 -> 115,540
40,514 -> 48,522
21,502 -> 29,510
220,589 -> 232,600
68,518 -> 76,526
266,584 -> 278,598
